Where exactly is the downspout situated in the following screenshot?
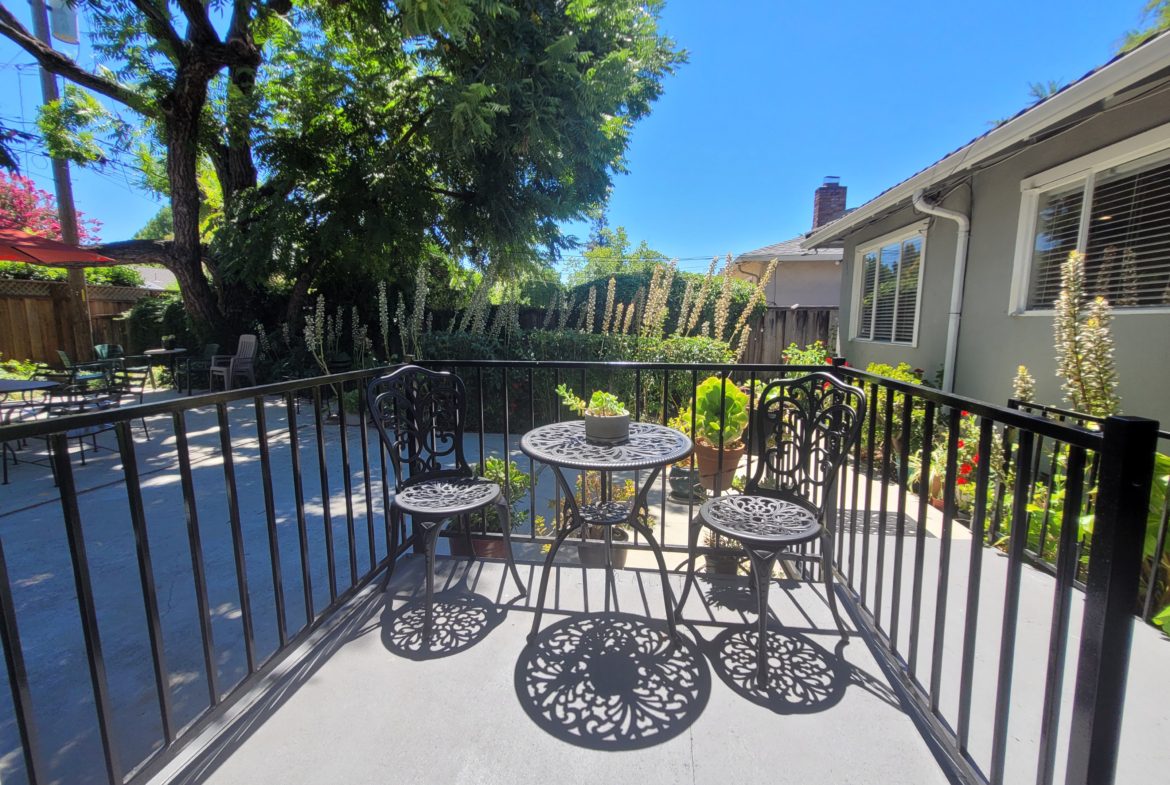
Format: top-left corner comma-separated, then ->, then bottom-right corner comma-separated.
911,189 -> 970,394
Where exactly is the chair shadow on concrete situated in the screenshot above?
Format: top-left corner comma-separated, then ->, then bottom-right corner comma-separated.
380,557 -> 519,660
514,612 -> 711,751
679,573 -> 900,715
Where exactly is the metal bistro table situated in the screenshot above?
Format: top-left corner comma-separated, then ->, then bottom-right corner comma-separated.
1,379 -> 58,484
521,420 -> 692,643
142,347 -> 190,394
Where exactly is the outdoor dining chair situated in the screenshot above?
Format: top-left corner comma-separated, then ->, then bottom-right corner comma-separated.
675,371 -> 866,686
209,335 -> 258,390
108,366 -> 152,437
56,350 -> 109,388
367,365 -> 526,641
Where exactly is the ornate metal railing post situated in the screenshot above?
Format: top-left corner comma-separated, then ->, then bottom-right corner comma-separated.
1064,415 -> 1158,785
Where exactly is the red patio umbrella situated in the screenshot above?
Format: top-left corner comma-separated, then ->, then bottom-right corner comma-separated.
0,227 -> 117,266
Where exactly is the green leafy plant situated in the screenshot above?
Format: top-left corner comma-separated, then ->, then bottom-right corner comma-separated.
781,340 -> 831,366
452,457 -> 532,533
0,354 -> 37,380
865,361 -> 927,467
693,376 -> 749,448
555,384 -> 628,417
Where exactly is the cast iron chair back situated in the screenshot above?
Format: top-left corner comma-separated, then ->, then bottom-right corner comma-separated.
367,365 -> 472,493
747,371 -> 866,519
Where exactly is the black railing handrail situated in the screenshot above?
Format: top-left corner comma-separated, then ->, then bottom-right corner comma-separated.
0,365 -> 399,442
1009,398 -> 1170,442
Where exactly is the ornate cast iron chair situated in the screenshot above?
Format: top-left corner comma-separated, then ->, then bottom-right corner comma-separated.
676,371 -> 866,685
367,365 -> 526,640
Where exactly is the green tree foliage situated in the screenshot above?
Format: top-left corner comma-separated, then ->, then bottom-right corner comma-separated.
1,1 -> 684,336
1120,1 -> 1170,52
566,226 -> 668,285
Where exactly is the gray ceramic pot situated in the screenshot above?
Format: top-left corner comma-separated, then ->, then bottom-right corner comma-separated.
584,412 -> 630,444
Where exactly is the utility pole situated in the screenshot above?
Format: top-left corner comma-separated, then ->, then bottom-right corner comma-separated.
29,0 -> 93,361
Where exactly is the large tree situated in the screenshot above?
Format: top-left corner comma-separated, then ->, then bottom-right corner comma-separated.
0,0 -> 683,335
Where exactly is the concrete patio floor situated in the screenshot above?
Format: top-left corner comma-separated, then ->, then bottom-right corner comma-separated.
145,557 -> 956,785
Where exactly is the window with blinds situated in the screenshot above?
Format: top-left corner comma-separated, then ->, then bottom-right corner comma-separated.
855,233 -> 923,343
1026,148 -> 1170,309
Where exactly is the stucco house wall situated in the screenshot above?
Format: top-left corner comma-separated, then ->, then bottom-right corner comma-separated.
767,260 -> 840,307
837,89 -> 1170,426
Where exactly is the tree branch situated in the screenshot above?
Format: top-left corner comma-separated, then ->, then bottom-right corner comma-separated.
128,0 -> 185,63
0,4 -> 155,116
175,0 -> 220,45
424,185 -> 477,202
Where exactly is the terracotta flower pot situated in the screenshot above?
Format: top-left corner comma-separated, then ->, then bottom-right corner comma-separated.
448,535 -> 508,559
694,440 -> 745,494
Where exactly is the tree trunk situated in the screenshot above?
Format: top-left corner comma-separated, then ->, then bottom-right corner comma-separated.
165,69 -> 222,336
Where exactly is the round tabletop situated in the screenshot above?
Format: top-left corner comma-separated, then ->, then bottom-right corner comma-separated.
521,421 -> 692,472
0,379 -> 59,394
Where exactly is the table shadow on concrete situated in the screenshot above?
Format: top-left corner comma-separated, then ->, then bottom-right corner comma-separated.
514,612 -> 710,751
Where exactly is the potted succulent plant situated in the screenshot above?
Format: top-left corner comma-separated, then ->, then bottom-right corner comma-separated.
692,376 -> 750,493
556,384 -> 630,444
160,334 -> 176,350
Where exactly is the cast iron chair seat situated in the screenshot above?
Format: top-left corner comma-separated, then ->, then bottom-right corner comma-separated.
394,476 -> 501,516
368,365 -> 526,643
675,371 -> 866,688
699,495 -> 819,546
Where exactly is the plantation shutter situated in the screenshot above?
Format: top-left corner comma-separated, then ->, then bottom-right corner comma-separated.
858,251 -> 877,339
855,233 -> 922,344
872,244 -> 899,341
1026,185 -> 1084,309
894,236 -> 922,342
1083,151 -> 1170,307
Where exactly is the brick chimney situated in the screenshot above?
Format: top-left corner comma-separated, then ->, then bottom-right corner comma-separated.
812,176 -> 847,229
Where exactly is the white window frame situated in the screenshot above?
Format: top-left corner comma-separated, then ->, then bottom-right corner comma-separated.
850,222 -> 928,346
1009,120 -> 1170,315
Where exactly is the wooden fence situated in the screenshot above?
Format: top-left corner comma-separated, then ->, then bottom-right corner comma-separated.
741,306 -> 838,364
0,279 -> 162,365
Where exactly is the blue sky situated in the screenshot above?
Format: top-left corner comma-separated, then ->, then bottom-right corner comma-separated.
0,0 -> 1150,272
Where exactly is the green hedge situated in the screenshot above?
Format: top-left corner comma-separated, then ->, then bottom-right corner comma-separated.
0,261 -> 145,287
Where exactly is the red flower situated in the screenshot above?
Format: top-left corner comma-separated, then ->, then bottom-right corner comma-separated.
957,477 -> 969,485
960,462 -> 973,475
972,453 -> 980,465
957,439 -> 965,449
824,357 -> 834,364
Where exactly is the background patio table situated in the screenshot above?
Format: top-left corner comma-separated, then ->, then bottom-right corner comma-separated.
142,347 -> 191,394
520,420 -> 692,641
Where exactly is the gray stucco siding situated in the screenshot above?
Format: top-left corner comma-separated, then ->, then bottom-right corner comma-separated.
836,90 -> 1170,427
838,205 -> 958,381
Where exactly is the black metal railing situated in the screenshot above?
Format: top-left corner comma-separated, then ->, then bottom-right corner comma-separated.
1007,399 -> 1170,625
0,367 -> 400,785
0,360 -> 1160,785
